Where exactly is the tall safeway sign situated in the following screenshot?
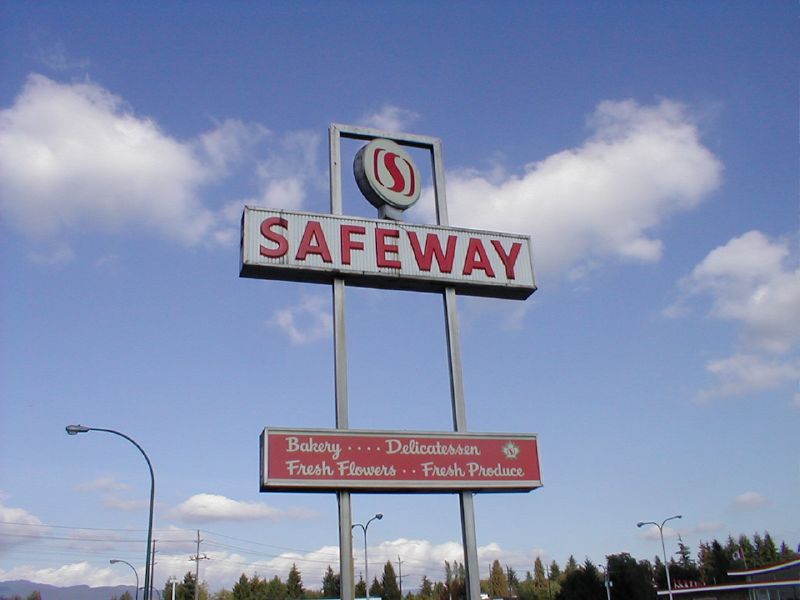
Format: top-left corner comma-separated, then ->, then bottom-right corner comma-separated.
240,124 -> 541,600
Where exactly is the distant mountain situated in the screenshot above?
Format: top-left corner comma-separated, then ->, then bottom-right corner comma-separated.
0,580 -> 137,600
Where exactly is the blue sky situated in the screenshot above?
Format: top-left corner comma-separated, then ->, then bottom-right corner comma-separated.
1,1 -> 798,594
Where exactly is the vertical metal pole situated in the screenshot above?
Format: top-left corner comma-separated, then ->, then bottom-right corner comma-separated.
150,538 -> 156,600
194,531 -> 201,600
660,528 -> 674,600
330,124 -> 355,600
397,555 -> 403,598
364,528 -> 370,600
432,141 -> 482,600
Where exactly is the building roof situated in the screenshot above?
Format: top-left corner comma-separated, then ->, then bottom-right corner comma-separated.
728,558 -> 800,577
657,580 -> 800,597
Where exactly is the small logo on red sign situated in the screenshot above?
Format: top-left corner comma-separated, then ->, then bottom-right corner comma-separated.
354,139 -> 421,218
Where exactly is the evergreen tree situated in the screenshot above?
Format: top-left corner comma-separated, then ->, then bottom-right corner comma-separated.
555,559 -> 603,600
488,560 -> 509,598
652,556 -> 666,590
287,563 -> 304,598
516,576 -> 536,600
355,574 -> 367,599
266,575 -> 287,600
756,532 -> 779,566
670,538 -> 700,583
533,558 -> 546,587
697,542 -> 713,584
382,561 -> 401,600
419,575 -> 434,600
232,573 -> 252,600
737,534 -> 756,568
564,557 -> 578,575
548,562 -> 561,582
433,581 -> 446,600
443,561 -> 466,600
706,540 -> 732,585
369,576 -> 383,600
172,571 -> 201,600
322,565 -> 340,598
779,542 -> 799,561
506,566 -> 520,596
676,536 -> 694,569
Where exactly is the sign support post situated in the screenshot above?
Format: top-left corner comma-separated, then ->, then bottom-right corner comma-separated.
432,138 -> 482,600
329,125 -> 355,600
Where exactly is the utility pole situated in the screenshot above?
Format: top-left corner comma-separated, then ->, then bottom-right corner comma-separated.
189,530 -> 209,600
397,555 -> 405,598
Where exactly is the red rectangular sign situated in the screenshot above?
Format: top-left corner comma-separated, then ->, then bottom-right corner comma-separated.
240,208 -> 537,300
261,428 -> 542,492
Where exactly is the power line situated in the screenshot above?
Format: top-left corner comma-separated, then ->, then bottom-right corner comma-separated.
200,528 -> 340,558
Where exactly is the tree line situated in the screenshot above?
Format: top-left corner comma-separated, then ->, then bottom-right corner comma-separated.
35,530 -> 789,600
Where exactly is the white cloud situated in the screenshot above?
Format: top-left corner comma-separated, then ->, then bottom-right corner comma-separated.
693,521 -> 725,534
435,99 -> 722,279
170,493 -> 319,523
359,105 -> 420,133
267,294 -> 332,345
33,39 -> 91,72
0,562 -> 123,588
697,353 -> 800,402
0,498 -> 49,553
0,74 -> 257,249
197,118 -> 268,176
667,231 -> 800,402
732,491 -> 768,511
0,535 -> 548,592
74,476 -> 152,513
260,176 -> 306,210
249,130 -> 322,211
673,231 -> 800,354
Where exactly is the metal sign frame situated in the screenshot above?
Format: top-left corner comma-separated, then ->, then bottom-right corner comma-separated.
328,123 -> 483,600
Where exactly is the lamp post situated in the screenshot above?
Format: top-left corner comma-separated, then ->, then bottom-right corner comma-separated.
110,559 -> 139,600
67,425 -> 155,600
352,513 -> 383,600
637,515 -> 682,600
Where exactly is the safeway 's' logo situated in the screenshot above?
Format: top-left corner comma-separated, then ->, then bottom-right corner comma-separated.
354,138 -> 421,218
374,147 -> 417,198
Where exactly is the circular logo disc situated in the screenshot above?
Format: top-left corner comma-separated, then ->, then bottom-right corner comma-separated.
354,139 -> 421,211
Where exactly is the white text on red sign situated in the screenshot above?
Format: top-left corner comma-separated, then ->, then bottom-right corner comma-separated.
261,428 -> 542,492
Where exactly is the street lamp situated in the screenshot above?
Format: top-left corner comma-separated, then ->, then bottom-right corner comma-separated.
352,513 -> 383,600
67,425 -> 155,600
110,559 -> 139,600
637,515 -> 682,600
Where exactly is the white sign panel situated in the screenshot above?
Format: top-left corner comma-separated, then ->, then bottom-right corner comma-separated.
240,207 -> 536,300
